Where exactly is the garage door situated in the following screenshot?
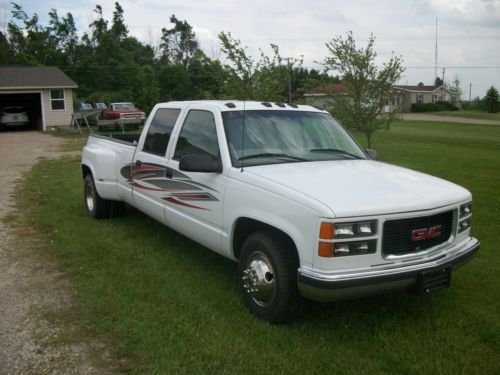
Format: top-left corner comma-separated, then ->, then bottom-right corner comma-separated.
0,93 -> 43,131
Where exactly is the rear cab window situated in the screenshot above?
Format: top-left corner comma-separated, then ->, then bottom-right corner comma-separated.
142,108 -> 181,157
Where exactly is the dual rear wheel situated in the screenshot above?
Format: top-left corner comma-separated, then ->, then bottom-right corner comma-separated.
84,174 -> 123,219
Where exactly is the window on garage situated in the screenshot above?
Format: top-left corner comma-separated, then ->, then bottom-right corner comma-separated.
50,89 -> 65,110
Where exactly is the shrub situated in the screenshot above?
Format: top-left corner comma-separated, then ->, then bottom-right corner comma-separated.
411,101 -> 459,112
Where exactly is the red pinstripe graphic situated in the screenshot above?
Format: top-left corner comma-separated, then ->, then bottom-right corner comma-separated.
171,194 -> 214,200
164,197 -> 209,211
131,182 -> 176,192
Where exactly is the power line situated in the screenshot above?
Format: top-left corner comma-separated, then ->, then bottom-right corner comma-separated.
404,66 -> 500,69
235,35 -> 500,42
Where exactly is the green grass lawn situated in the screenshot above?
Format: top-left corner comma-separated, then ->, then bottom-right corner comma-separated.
433,110 -> 500,121
13,121 -> 500,373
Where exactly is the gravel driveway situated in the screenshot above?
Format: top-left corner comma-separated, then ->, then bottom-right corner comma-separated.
0,131 -> 108,374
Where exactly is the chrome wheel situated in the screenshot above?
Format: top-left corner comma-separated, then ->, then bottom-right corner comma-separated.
84,181 -> 95,212
242,251 -> 276,307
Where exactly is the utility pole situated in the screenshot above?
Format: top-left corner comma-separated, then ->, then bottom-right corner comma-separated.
442,67 -> 445,84
434,17 -> 438,81
469,82 -> 472,102
283,57 -> 293,103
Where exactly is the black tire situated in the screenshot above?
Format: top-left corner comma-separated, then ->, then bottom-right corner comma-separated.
84,174 -> 112,219
238,232 -> 301,324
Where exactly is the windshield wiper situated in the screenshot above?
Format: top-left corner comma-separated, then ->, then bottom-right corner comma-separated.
238,153 -> 308,161
309,148 -> 364,159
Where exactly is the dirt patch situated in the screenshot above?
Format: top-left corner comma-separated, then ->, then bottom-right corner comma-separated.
0,131 -> 111,374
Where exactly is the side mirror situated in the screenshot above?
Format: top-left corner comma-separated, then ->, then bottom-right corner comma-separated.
365,149 -> 378,160
179,154 -> 222,173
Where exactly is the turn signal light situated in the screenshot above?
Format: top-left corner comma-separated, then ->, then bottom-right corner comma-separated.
318,242 -> 334,257
319,222 -> 334,240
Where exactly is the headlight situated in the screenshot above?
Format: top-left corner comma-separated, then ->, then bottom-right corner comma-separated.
458,202 -> 472,234
318,220 -> 377,257
334,241 -> 377,257
459,202 -> 472,219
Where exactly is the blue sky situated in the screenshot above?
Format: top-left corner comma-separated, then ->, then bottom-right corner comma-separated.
2,0 -> 499,97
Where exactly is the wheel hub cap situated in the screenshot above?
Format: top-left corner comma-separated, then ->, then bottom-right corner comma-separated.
85,183 -> 95,211
242,253 -> 275,307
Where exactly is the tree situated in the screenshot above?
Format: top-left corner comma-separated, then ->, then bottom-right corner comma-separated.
483,86 -> 499,113
187,51 -> 227,99
7,3 -> 58,65
218,31 -> 255,99
322,32 -> 404,148
434,76 -> 443,86
158,64 -> 192,101
159,15 -> 199,67
218,32 -> 302,101
89,5 -> 108,46
110,2 -> 128,42
47,9 -> 79,64
0,31 -> 16,64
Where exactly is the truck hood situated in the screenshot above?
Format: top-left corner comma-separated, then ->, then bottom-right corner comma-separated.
245,160 -> 471,217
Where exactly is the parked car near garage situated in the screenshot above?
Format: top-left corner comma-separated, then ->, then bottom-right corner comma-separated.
0,106 -> 29,128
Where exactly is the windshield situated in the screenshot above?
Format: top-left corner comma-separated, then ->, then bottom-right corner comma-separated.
222,110 -> 366,167
114,103 -> 136,110
3,107 -> 25,114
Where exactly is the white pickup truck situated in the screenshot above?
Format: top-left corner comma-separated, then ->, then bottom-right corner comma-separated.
81,100 -> 480,323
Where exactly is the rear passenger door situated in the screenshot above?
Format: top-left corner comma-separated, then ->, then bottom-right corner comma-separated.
164,108 -> 227,252
130,107 -> 181,224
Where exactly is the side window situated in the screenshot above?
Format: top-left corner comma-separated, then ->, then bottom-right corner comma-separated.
173,110 -> 219,160
50,89 -> 65,110
142,108 -> 181,156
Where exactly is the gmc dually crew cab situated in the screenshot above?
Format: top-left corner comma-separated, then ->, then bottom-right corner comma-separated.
81,101 -> 480,323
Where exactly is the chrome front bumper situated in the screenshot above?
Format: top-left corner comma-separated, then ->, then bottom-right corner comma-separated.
298,237 -> 480,302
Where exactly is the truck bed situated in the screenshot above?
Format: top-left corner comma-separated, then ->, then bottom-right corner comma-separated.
91,133 -> 141,145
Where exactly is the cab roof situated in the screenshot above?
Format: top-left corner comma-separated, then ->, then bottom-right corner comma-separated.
158,100 -> 328,113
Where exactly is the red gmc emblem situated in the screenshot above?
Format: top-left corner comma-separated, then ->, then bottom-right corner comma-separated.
412,225 -> 442,241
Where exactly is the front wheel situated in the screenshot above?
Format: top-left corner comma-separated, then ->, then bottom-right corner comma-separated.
238,232 -> 301,324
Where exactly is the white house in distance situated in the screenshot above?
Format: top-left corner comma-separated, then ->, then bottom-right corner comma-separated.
391,84 -> 461,112
304,83 -> 460,112
0,66 -> 77,131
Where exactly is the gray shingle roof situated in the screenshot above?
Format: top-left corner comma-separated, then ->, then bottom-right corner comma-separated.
392,85 -> 457,93
0,66 -> 77,89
